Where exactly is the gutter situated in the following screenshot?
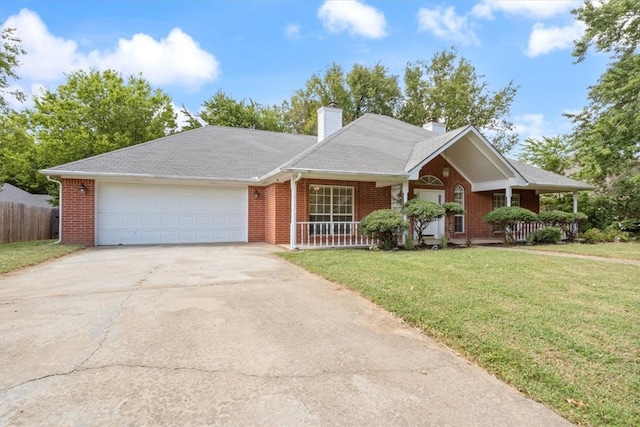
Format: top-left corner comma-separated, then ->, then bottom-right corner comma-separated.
46,176 -> 62,244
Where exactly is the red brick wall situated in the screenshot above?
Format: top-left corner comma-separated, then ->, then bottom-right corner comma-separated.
248,185 -> 265,242
409,156 -> 541,238
263,182 -> 291,245
60,178 -> 95,246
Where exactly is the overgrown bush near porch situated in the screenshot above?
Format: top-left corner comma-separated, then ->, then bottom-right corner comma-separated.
360,209 -> 407,250
538,210 -> 587,242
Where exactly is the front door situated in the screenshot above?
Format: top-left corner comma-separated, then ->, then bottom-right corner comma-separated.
415,189 -> 445,238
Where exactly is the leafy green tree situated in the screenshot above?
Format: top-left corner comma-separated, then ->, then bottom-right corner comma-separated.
518,136 -> 573,175
404,198 -> 446,245
0,111 -> 49,193
398,49 -> 519,153
197,90 -> 287,132
285,63 -> 402,134
0,27 -> 26,113
573,0 -> 639,62
567,0 -> 640,183
179,104 -> 203,131
31,69 -> 176,169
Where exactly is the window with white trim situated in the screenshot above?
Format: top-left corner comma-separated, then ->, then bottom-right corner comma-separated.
309,186 -> 353,234
417,175 -> 444,186
454,184 -> 464,233
493,193 -> 520,209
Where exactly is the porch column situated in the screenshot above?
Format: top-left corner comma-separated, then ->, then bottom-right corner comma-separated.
505,186 -> 512,207
290,173 -> 302,249
402,181 -> 409,245
572,192 -> 579,213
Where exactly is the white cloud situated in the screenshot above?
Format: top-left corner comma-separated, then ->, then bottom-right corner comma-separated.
514,113 -> 546,140
318,0 -> 387,39
471,1 -> 579,20
417,6 -> 479,45
1,8 -> 220,89
90,28 -> 220,89
285,23 -> 301,39
526,21 -> 585,57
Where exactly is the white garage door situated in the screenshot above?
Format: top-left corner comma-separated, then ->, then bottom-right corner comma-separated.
97,182 -> 247,245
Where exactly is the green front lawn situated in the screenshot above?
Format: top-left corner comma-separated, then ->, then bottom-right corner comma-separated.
280,248 -> 640,426
520,241 -> 640,261
0,240 -> 83,274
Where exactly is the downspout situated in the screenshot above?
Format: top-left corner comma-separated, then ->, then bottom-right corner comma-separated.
290,173 -> 303,250
46,176 -> 62,244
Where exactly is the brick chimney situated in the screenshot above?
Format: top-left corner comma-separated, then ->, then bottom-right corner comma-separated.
423,117 -> 446,135
317,102 -> 343,142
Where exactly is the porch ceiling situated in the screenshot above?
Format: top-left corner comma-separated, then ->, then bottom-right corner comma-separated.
442,131 -> 524,191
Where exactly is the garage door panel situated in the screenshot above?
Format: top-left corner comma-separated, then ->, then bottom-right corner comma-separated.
97,183 -> 247,245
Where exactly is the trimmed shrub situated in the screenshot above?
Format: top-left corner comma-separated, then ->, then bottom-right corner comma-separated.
527,226 -> 563,244
404,199 -> 446,245
360,209 -> 407,250
537,210 -> 573,227
581,228 -> 607,244
483,206 -> 537,243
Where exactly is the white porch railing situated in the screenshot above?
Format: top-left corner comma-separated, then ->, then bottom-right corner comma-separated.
505,221 -> 569,242
296,221 -> 376,248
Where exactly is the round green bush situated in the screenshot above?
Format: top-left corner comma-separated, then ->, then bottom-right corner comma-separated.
360,209 -> 407,250
483,206 -> 537,243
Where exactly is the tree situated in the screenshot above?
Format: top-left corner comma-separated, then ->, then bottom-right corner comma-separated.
398,49 -> 519,153
285,63 -> 402,134
567,0 -> 640,183
0,111 -> 49,193
197,90 -> 287,132
30,69 -> 177,169
573,0 -> 640,63
0,27 -> 26,113
518,136 -> 573,176
404,198 -> 446,245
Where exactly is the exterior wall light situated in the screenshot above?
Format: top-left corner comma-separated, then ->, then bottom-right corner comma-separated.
79,183 -> 87,194
253,189 -> 260,199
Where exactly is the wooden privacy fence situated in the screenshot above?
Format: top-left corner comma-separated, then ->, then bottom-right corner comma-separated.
0,201 -> 58,244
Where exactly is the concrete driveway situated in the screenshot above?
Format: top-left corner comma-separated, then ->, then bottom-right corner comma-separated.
1,244 -> 570,426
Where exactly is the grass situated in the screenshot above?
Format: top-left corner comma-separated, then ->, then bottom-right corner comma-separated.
0,239 -> 83,274
519,241 -> 640,261
279,248 -> 640,426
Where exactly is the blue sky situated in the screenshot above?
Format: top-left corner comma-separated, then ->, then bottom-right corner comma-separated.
1,0 -> 607,154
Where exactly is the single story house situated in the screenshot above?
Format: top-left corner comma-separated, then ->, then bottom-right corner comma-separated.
40,106 -> 593,248
0,183 -> 54,208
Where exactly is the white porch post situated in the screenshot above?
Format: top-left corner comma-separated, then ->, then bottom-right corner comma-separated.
505,186 -> 512,207
402,181 -> 409,245
290,173 -> 301,249
573,191 -> 579,213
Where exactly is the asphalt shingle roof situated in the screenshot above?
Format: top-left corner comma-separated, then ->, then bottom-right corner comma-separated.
507,158 -> 594,190
0,183 -> 54,208
41,114 -> 593,191
283,114 -> 438,175
42,126 -> 317,181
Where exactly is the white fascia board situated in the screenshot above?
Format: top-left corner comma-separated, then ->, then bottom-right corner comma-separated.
40,171 -> 257,186
471,179 -> 511,192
